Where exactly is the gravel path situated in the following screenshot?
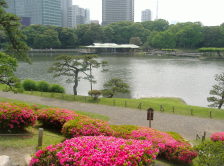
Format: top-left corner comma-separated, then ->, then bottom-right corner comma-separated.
1,92 -> 224,140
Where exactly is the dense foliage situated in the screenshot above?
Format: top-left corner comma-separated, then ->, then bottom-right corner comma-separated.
0,102 -> 36,131
102,78 -> 130,98
62,117 -> 114,138
36,108 -> 79,130
22,79 -> 65,93
0,0 -> 29,90
22,79 -> 37,91
30,136 -> 159,166
88,90 -> 102,100
207,72 -> 224,109
5,19 -> 222,49
0,52 -> 19,89
127,127 -> 197,163
210,132 -> 224,141
196,140 -> 224,166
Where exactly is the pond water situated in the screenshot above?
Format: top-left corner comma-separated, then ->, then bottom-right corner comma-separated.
17,55 -> 224,107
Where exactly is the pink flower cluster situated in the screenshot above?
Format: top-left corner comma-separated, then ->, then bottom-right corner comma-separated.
62,118 -> 114,138
0,102 -> 37,131
211,132 -> 224,142
128,127 -> 197,163
30,136 -> 159,166
36,108 -> 79,129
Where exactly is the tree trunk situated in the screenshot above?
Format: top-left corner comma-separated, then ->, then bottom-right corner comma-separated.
90,64 -> 93,91
218,95 -> 224,109
73,70 -> 79,95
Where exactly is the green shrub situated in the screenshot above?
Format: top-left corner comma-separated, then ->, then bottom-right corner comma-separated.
0,102 -> 37,132
88,90 -> 101,100
37,81 -> 50,92
22,79 -> 37,91
50,84 -> 65,93
195,140 -> 224,166
62,117 -> 114,138
110,125 -> 139,138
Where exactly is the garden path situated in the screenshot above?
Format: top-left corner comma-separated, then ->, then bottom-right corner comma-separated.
0,91 -> 224,140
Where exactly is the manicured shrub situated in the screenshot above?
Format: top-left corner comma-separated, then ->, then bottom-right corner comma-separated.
37,81 -> 50,92
36,108 -> 79,130
128,127 -> 197,163
88,90 -> 101,100
210,132 -> 224,142
111,125 -> 139,138
0,102 -> 37,131
50,84 -> 65,93
30,136 -> 159,166
195,141 -> 224,166
22,79 -> 37,91
62,117 -> 114,138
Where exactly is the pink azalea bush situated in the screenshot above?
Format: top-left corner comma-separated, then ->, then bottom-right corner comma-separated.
30,136 -> 159,166
210,132 -> 224,142
0,102 -> 37,131
36,108 -> 80,130
128,127 -> 197,163
62,117 -> 114,138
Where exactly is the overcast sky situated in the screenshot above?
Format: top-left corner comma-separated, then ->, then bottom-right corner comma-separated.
73,0 -> 224,26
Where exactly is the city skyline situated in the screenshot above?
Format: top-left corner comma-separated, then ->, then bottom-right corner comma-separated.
74,0 -> 224,26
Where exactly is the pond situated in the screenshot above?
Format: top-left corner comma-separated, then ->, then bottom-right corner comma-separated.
17,55 -> 224,107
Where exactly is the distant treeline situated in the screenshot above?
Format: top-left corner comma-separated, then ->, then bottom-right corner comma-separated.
1,19 -> 224,49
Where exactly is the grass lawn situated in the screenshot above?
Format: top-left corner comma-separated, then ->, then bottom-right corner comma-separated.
0,126 -> 64,148
19,90 -> 224,120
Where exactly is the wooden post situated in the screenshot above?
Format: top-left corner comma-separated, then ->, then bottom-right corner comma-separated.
160,105 -> 164,112
191,109 -> 193,116
202,131 -> 206,142
172,106 -> 175,113
50,93 -> 54,97
196,134 -> 200,140
138,103 -> 142,110
210,111 -> 212,119
36,128 -> 44,151
125,101 -> 127,107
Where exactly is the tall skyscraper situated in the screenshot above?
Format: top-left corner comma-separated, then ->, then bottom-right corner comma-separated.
68,5 -> 90,28
102,0 -> 134,26
61,0 -> 73,27
141,9 -> 152,22
5,0 -> 62,26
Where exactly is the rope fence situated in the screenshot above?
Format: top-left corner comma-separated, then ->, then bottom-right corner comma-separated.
24,91 -> 218,119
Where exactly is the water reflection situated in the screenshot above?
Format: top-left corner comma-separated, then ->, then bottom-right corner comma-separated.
16,55 -> 224,107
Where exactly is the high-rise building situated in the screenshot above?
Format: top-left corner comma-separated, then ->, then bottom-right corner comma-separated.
5,0 -> 62,26
141,9 -> 152,22
61,0 -> 72,27
68,5 -> 90,28
102,0 -> 134,26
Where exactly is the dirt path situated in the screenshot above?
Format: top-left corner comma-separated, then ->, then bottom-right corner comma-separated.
1,92 -> 223,140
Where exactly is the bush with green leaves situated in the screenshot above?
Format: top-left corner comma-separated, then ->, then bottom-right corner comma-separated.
102,78 -> 130,98
37,81 -> 50,92
88,90 -> 101,100
195,140 -> 224,166
62,117 -> 114,138
22,79 -> 37,91
50,84 -> 65,93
